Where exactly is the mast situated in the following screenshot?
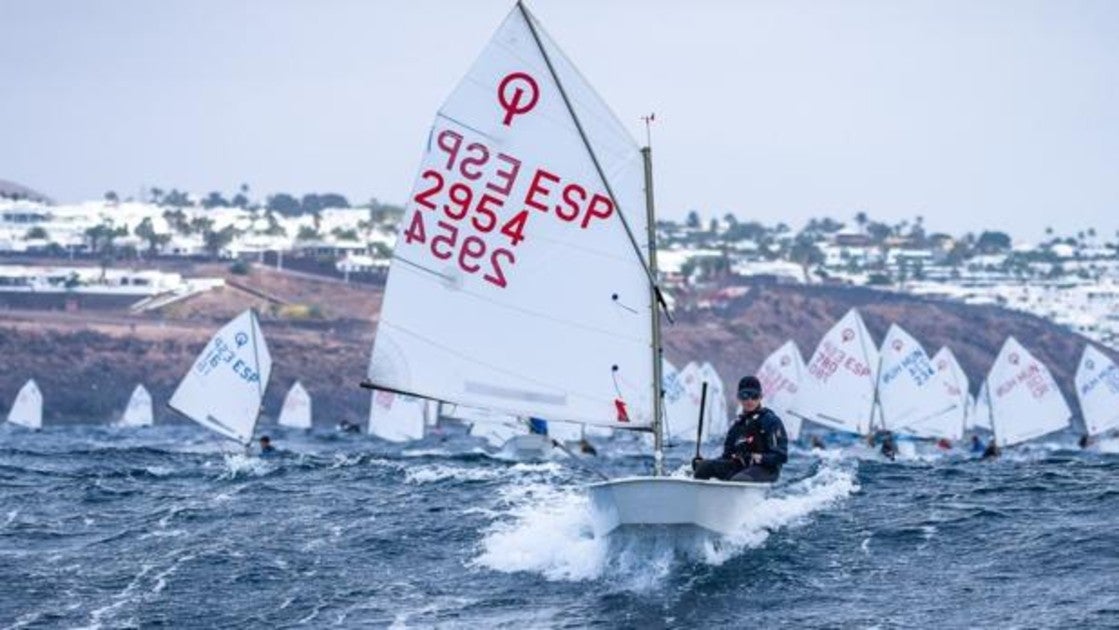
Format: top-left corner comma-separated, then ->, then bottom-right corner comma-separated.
985,374 -> 997,447
643,146 -> 665,476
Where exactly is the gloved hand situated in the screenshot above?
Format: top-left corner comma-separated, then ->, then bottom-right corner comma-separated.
691,456 -> 703,471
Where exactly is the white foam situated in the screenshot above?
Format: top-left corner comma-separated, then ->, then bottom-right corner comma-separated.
1096,437 -> 1119,453
218,453 -> 272,479
473,462 -> 859,585
404,461 -> 562,485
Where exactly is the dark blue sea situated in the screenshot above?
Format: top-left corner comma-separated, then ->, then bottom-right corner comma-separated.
2,423 -> 1118,629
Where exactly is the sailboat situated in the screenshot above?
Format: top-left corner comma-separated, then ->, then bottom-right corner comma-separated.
169,309 -> 272,447
362,2 -> 769,537
875,324 -> 959,440
367,389 -> 429,443
756,340 -> 806,441
931,347 -> 969,440
790,309 -> 879,437
7,379 -> 42,430
982,336 -> 1071,448
1074,344 -> 1119,439
116,384 -> 154,428
277,381 -> 312,430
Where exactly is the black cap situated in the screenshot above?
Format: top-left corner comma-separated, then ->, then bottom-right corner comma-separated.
737,375 -> 762,399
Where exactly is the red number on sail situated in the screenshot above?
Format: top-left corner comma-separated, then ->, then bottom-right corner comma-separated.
404,211 -> 427,244
499,210 -> 529,247
431,221 -> 459,260
484,248 -> 515,288
459,236 -> 486,273
471,194 -> 503,233
443,183 -> 473,220
413,170 -> 444,210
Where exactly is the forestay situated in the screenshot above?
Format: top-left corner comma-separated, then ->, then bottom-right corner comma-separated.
368,389 -> 428,442
877,325 -> 957,438
1074,344 -> 1119,437
367,4 -> 654,431
278,381 -> 312,429
756,340 -> 805,441
169,310 -> 272,445
7,379 -> 42,429
118,384 -> 153,428
792,309 -> 879,435
986,336 -> 1071,447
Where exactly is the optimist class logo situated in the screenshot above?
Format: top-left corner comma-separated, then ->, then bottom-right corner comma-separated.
841,328 -> 855,343
780,356 -> 791,367
892,339 -> 904,352
1009,352 -> 1020,365
498,72 -> 539,126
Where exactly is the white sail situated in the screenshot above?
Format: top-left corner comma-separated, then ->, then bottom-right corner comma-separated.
970,382 -> 992,431
927,347 -> 968,439
698,362 -> 729,439
662,359 -> 701,442
368,390 -> 428,443
7,379 -> 42,429
986,337 -> 1071,447
876,325 -> 957,437
756,340 -> 805,441
117,384 -> 153,428
792,309 -> 879,434
367,4 -> 654,431
1075,344 -> 1119,437
277,381 -> 312,429
168,310 -> 272,445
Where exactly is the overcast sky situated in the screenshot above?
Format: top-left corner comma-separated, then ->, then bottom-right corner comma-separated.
2,0 -> 1116,240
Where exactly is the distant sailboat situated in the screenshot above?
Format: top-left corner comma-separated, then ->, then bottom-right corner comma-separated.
662,359 -> 702,443
116,384 -> 153,428
931,347 -> 969,439
367,389 -> 428,443
1074,344 -> 1119,439
277,381 -> 312,430
756,340 -> 806,441
362,2 -> 768,536
7,379 -> 42,430
791,309 -> 879,436
876,324 -> 958,440
982,337 -> 1071,448
697,361 -> 729,439
169,310 -> 272,446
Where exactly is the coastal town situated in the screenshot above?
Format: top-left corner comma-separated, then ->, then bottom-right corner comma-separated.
2,180 -> 1117,350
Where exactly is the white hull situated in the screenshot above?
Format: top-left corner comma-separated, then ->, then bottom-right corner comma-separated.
588,476 -> 771,537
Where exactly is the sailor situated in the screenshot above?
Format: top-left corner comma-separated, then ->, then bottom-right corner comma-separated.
1079,434 -> 1091,449
981,440 -> 1000,459
970,434 -> 986,455
258,435 -> 277,458
879,431 -> 898,461
692,375 -> 788,483
810,435 -> 826,451
936,438 -> 952,451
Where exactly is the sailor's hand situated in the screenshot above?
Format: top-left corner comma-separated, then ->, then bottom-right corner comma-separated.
691,456 -> 703,470
750,453 -> 763,465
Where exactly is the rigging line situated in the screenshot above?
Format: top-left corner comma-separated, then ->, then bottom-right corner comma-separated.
391,262 -> 648,346
247,309 -> 266,447
375,321 -> 651,432
516,1 -> 672,322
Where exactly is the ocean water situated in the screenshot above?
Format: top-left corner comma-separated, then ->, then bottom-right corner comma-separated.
2,424 -> 1118,629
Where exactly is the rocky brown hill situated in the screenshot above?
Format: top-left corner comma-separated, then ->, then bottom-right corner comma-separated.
1,265 -> 1112,429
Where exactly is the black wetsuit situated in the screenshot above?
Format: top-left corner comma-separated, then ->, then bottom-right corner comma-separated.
694,407 -> 788,482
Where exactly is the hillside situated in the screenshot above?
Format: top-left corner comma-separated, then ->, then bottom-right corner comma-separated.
0,265 -> 1112,428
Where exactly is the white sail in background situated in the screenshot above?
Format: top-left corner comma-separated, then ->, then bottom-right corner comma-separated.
1075,344 -> 1119,437
756,341 -> 805,440
278,381 -> 312,429
792,309 -> 879,434
928,347 -> 968,439
970,382 -> 992,431
7,379 -> 42,430
876,325 -> 957,437
698,362 -> 729,439
986,337 -> 1071,447
366,4 -> 654,431
368,390 -> 428,443
662,359 -> 701,442
117,384 -> 153,428
169,310 -> 272,445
